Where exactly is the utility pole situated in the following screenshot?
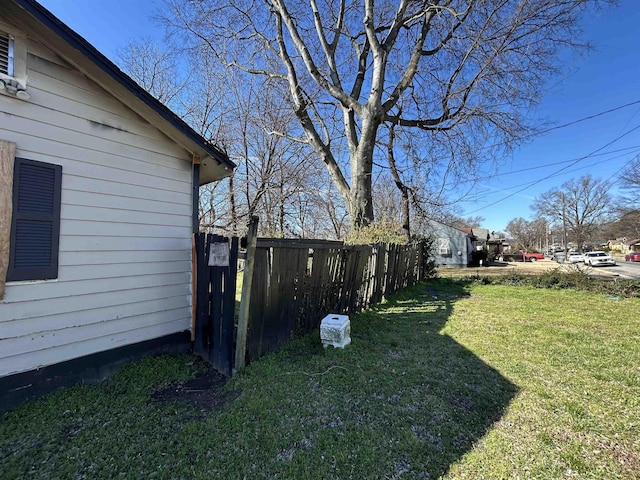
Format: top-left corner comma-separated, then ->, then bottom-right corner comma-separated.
562,192 -> 568,257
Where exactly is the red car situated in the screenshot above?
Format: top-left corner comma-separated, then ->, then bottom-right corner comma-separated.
625,252 -> 640,262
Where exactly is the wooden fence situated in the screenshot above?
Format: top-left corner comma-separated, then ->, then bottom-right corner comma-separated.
193,233 -> 239,376
242,238 -> 427,364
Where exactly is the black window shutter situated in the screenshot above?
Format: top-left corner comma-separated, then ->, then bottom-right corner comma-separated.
7,158 -> 62,281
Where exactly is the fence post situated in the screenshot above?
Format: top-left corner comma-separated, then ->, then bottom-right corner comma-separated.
234,215 -> 259,374
418,240 -> 424,281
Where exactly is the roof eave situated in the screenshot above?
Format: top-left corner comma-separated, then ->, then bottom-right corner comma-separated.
12,0 -> 235,185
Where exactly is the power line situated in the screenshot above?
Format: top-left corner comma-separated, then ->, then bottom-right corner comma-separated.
465,145 -> 640,182
521,99 -> 640,140
385,99 -> 640,174
466,147 -> 640,198
463,122 -> 640,215
455,99 -> 640,157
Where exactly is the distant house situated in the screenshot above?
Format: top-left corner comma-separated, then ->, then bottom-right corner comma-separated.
607,237 -> 640,254
0,0 -> 235,409
474,228 -> 507,261
427,221 -> 477,267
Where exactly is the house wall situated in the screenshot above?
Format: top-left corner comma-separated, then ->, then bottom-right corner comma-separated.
0,34 -> 194,379
428,221 -> 469,267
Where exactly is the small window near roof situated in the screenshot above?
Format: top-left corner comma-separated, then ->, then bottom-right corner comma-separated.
0,31 -> 14,76
0,24 -> 28,98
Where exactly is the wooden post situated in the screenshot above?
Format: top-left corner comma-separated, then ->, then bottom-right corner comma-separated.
234,215 -> 259,374
190,234 -> 197,341
0,141 -> 16,301
192,155 -> 200,234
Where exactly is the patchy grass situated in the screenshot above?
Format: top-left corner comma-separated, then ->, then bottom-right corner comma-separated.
1,280 -> 638,479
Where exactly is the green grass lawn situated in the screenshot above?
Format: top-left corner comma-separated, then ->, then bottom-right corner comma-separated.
1,279 -> 638,479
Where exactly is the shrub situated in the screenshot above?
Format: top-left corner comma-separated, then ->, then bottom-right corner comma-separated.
344,221 -> 406,245
465,266 -> 640,298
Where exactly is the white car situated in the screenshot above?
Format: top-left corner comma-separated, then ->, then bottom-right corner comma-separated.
584,251 -> 616,267
567,252 -> 585,263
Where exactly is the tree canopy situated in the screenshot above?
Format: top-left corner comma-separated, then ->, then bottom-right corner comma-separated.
533,175 -> 612,250
162,0 -> 608,231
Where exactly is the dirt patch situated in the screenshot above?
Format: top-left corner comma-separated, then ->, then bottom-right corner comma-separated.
152,365 -> 240,414
439,259 -> 563,278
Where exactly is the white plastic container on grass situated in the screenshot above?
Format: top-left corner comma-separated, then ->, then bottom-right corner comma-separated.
320,314 -> 351,348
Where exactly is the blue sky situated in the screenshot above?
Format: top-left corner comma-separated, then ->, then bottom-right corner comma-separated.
39,0 -> 640,233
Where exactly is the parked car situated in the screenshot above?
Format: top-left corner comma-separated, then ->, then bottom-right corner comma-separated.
503,250 -> 544,262
566,252 -> 585,263
523,251 -> 544,262
584,251 -> 616,267
625,252 -> 640,262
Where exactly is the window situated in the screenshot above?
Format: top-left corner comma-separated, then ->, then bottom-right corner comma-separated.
0,31 -> 14,76
438,238 -> 451,256
7,158 -> 62,281
0,24 -> 28,97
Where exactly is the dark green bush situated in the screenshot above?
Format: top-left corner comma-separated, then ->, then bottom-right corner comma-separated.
461,267 -> 640,298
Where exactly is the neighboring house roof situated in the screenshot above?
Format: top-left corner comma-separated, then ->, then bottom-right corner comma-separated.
5,0 -> 235,185
459,226 -> 479,240
428,219 -> 477,239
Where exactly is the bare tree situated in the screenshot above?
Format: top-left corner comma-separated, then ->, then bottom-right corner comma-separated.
598,211 -> 640,242
436,214 -> 484,230
533,175 -> 612,251
119,38 -> 331,237
506,217 -> 547,252
162,0 -> 608,231
620,153 -> 640,197
611,153 -> 640,239
117,38 -> 185,107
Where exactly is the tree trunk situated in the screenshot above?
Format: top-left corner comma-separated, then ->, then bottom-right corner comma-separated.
349,117 -> 379,230
350,161 -> 374,230
228,175 -> 238,235
387,125 -> 411,243
278,175 -> 285,236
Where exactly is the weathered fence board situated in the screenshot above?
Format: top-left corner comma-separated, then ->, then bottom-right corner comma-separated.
194,233 -> 238,376
244,239 -> 427,364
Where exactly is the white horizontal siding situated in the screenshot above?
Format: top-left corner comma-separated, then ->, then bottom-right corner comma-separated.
3,281 -> 189,333
63,190 -> 190,217
59,220 -> 189,238
3,307 -> 190,357
64,175 -> 190,205
1,271 -> 189,305
2,293 -> 190,338
1,320 -> 190,378
58,249 -> 191,266
59,235 -> 191,252
1,125 -> 191,191
0,36 -> 196,377
62,204 -> 190,228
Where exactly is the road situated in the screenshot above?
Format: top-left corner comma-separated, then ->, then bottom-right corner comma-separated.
552,258 -> 640,280
601,260 -> 640,280
441,258 -> 640,280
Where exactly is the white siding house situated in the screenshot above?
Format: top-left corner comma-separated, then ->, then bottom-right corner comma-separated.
427,220 -> 476,267
0,0 -> 234,408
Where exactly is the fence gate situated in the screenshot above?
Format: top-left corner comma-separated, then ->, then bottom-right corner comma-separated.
194,233 -> 239,376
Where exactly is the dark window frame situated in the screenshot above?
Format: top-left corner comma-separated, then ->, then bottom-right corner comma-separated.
7,157 -> 62,281
0,30 -> 15,77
